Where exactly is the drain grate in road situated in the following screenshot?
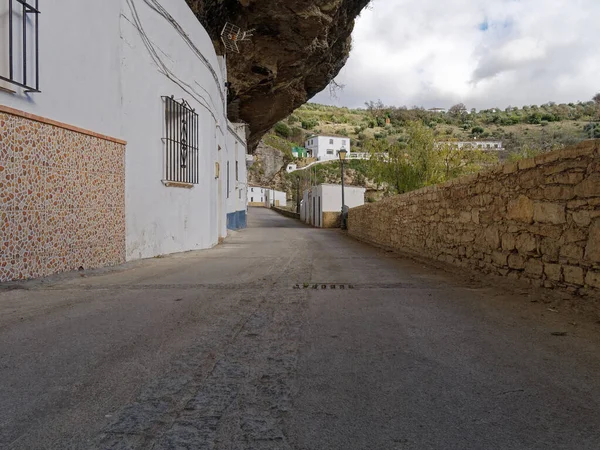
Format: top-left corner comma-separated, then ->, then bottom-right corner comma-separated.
293,283 -> 355,290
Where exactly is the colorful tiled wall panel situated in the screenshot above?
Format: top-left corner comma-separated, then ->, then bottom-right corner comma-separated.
0,111 -> 126,282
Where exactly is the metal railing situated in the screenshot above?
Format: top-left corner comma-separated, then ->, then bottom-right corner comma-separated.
162,96 -> 199,184
1,0 -> 40,92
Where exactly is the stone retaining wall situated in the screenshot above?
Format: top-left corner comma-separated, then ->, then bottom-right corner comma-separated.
348,141 -> 600,296
271,207 -> 300,220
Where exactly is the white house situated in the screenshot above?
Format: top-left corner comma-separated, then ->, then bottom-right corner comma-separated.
436,140 -> 503,151
0,0 -> 248,282
248,186 -> 266,206
248,186 -> 287,207
265,189 -> 287,208
305,135 -> 351,161
300,184 -> 365,228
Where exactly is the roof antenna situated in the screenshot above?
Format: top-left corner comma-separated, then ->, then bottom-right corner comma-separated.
221,23 -> 255,53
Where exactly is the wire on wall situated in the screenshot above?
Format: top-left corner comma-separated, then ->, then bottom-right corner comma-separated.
123,0 -> 226,126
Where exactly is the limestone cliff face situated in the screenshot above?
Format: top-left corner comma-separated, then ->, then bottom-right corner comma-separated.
186,0 -> 371,150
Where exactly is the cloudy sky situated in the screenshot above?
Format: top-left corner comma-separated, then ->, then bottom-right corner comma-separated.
311,0 -> 600,110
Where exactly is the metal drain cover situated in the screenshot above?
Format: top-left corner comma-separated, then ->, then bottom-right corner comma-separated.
293,284 -> 355,290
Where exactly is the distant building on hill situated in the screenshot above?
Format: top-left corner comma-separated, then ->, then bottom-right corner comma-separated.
305,135 -> 351,161
428,107 -> 447,113
292,146 -> 308,158
437,140 -> 504,151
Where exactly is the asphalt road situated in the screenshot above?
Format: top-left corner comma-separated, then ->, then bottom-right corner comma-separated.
1,207 -> 599,449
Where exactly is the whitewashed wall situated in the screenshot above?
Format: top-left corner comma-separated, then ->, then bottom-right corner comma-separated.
1,0 -> 248,263
121,0 -> 242,259
305,136 -> 351,161
0,0 -> 123,138
321,184 -> 365,212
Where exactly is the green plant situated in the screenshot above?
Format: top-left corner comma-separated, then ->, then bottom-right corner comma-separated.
274,122 -> 291,138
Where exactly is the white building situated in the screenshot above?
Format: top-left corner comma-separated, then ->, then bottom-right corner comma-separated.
248,186 -> 266,206
437,140 -> 503,151
0,0 -> 248,281
305,135 -> 351,161
248,186 -> 287,208
300,184 -> 365,228
265,189 -> 287,208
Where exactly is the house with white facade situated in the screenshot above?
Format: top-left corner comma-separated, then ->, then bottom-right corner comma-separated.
248,186 -> 266,206
300,184 -> 365,228
436,140 -> 503,151
0,0 -> 248,282
248,186 -> 286,208
305,135 -> 351,161
265,189 -> 287,208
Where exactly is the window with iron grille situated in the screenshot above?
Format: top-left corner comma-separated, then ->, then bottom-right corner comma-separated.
1,0 -> 40,92
162,96 -> 199,184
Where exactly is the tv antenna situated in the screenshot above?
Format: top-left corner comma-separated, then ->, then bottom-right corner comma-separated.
221,23 -> 255,53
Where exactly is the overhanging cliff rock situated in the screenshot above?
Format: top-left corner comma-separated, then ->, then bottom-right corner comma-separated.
186,0 -> 371,150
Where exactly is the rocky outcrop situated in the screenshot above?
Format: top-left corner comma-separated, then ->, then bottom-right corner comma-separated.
348,141 -> 600,300
248,141 -> 292,193
187,0 -> 371,150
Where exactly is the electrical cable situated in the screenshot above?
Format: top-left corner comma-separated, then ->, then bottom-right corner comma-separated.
123,0 -> 226,126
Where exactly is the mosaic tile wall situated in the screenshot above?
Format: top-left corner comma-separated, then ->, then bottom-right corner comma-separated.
0,111 -> 126,282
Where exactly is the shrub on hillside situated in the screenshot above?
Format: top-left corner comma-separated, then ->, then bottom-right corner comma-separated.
274,122 -> 291,138
301,118 -> 318,130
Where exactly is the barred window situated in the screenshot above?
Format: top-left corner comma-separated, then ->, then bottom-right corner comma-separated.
162,96 -> 199,184
1,0 -> 40,92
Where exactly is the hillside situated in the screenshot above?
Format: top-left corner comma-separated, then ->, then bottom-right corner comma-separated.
285,100 -> 599,158
249,97 -> 600,205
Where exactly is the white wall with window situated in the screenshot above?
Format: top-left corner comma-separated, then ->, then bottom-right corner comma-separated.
0,0 -> 249,262
264,189 -> 287,208
248,186 -> 265,204
304,135 -> 351,161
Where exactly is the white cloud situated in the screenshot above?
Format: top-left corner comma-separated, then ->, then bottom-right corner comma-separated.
312,0 -> 600,109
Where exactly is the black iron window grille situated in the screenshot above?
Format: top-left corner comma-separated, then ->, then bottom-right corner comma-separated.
162,96 -> 199,184
2,0 -> 40,92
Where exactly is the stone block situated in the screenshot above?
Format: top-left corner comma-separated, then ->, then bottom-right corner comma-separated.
503,162 -> 518,174
547,171 -> 585,185
560,244 -> 584,261
515,233 -> 537,253
472,209 -> 480,224
501,233 -> 516,251
518,158 -> 537,171
524,259 -> 544,278
533,202 -> 566,224
562,227 -> 587,244
508,254 -> 525,270
534,151 -> 561,165
458,211 -> 472,223
484,227 -> 500,249
574,174 -> 600,198
571,210 -> 591,227
542,185 -> 575,201
563,265 -> 585,286
507,196 -> 534,223
539,238 -> 559,262
492,251 -> 508,267
544,263 -> 562,282
585,271 -> 600,289
584,219 -> 600,262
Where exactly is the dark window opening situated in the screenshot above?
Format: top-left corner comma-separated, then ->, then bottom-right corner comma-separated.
162,96 -> 199,184
235,160 -> 239,181
1,0 -> 40,92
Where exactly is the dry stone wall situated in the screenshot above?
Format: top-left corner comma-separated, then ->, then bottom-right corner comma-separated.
348,141 -> 600,296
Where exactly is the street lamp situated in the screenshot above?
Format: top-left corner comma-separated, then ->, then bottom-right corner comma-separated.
338,147 -> 348,230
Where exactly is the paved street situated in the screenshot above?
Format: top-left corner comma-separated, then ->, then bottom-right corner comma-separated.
1,207 -> 600,450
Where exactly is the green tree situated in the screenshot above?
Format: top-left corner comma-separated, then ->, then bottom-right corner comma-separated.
366,121 -> 441,194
